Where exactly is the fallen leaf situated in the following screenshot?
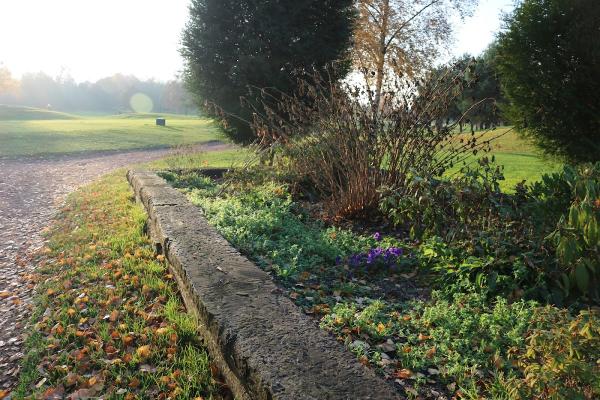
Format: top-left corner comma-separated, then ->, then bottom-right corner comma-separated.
128,377 -> 141,389
155,327 -> 169,335
136,345 -> 151,359
395,368 -> 413,379
418,333 -> 431,341
69,388 -> 98,399
65,373 -> 78,387
122,334 -> 134,346
109,310 -> 119,322
426,346 -> 437,358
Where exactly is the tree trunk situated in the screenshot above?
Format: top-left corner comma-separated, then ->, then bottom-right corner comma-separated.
373,0 -> 390,112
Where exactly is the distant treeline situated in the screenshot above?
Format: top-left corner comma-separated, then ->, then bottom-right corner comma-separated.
0,67 -> 196,114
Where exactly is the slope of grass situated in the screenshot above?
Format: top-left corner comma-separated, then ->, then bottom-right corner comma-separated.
0,105 -> 78,120
0,115 -> 226,157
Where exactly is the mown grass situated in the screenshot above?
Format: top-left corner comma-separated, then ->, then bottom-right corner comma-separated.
148,147 -> 253,170
13,172 -> 227,399
0,107 -> 225,158
0,105 -> 78,120
450,127 -> 562,190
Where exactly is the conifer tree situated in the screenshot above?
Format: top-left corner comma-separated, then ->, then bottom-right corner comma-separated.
181,0 -> 356,144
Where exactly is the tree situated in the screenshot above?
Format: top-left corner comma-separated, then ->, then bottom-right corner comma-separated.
180,0 -> 356,144
456,45 -> 504,132
353,0 -> 477,108
0,65 -> 19,103
496,0 -> 600,162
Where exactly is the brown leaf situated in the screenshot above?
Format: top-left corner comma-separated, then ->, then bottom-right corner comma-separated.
128,377 -> 141,389
395,368 -> 413,379
109,310 -> 119,322
65,373 -> 79,387
426,346 -> 437,358
122,335 -> 134,346
155,327 -> 169,335
42,385 -> 65,400
136,345 -> 151,359
418,333 -> 431,341
69,388 -> 97,400
169,333 -> 178,345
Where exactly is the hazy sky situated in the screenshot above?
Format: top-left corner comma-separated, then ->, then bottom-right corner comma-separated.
0,0 -> 515,83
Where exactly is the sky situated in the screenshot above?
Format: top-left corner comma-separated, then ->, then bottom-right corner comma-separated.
0,0 -> 515,83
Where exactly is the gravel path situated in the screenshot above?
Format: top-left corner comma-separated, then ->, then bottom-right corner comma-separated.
0,143 -> 229,393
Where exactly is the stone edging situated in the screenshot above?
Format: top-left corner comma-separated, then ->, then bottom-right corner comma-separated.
127,170 -> 401,400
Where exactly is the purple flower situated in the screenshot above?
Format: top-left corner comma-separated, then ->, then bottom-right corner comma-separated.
386,247 -> 403,257
335,256 -> 342,265
373,232 -> 382,241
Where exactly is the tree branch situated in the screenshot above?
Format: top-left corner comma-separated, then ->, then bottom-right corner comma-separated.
384,0 -> 443,51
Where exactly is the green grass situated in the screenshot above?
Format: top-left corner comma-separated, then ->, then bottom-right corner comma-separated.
0,106 -> 225,157
452,127 -> 562,190
0,105 -> 78,120
14,172 -> 226,399
148,147 -> 253,170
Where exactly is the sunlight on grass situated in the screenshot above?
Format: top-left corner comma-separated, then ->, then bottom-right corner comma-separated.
14,172 -> 224,399
449,127 -> 562,190
0,112 -> 226,157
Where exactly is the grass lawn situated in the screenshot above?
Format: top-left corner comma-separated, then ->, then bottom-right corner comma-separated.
0,105 -> 225,158
449,127 -> 563,190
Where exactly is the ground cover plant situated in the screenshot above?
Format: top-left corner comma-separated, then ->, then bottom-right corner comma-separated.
0,108 -> 225,158
13,172 -> 231,399
164,163 -> 600,399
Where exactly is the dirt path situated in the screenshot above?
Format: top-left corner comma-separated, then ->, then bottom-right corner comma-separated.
0,143 -> 230,393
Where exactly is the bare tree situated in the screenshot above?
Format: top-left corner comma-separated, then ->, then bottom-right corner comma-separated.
353,0 -> 477,109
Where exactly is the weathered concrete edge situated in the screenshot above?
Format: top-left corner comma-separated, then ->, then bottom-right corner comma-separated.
127,170 -> 402,400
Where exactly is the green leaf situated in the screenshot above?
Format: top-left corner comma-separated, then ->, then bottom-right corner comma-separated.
560,273 -> 571,295
557,236 -> 579,265
569,206 -> 580,229
584,217 -> 599,247
578,204 -> 592,231
575,263 -> 589,293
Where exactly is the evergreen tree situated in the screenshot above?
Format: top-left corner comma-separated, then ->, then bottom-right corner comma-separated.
180,0 -> 356,144
496,0 -> 600,162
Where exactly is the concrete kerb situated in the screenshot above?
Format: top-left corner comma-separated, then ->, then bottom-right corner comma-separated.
127,170 -> 402,400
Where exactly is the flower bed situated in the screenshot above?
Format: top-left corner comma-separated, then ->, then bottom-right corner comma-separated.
162,169 -> 600,400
